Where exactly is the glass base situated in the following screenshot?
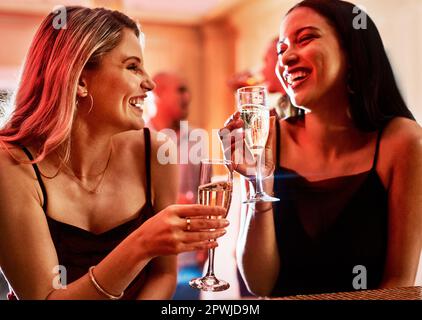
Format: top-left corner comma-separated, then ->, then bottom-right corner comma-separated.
243,192 -> 280,204
189,275 -> 230,292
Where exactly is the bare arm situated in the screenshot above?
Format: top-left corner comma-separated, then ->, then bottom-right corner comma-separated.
134,130 -> 230,299
0,150 -> 148,300
220,115 -> 280,296
0,142 -> 227,300
380,119 -> 422,287
135,258 -> 176,300
236,176 -> 280,297
135,130 -> 178,299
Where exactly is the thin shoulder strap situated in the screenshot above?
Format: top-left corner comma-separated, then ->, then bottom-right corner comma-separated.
20,146 -> 48,212
372,126 -> 385,170
143,128 -> 152,205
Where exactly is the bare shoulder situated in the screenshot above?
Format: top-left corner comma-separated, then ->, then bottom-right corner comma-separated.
119,128 -> 177,163
0,142 -> 20,165
381,117 -> 422,156
0,143 -> 45,250
0,144 -> 44,212
112,129 -> 177,164
383,117 -> 422,141
0,144 -> 59,299
0,144 -> 38,188
147,130 -> 178,208
0,144 -> 39,194
112,130 -> 145,155
111,130 -> 178,204
378,117 -> 422,186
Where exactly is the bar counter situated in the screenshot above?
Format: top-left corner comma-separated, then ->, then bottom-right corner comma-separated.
270,286 -> 422,300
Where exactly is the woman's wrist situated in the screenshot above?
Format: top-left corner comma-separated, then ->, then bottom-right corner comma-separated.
130,229 -> 155,263
248,175 -> 275,214
250,174 -> 274,193
89,266 -> 124,299
254,202 -> 273,213
262,174 -> 275,191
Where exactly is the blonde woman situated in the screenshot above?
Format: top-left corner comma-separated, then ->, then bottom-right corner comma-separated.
0,7 -> 228,300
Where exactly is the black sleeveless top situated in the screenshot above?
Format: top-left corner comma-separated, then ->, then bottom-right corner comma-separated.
270,120 -> 388,297
12,128 -> 155,300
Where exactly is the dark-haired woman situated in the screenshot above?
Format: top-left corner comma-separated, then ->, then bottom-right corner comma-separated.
221,0 -> 422,297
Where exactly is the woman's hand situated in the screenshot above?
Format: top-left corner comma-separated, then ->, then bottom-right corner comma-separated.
219,112 -> 276,179
137,204 -> 229,258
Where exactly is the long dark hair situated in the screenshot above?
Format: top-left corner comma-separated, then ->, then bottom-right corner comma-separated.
287,0 -> 414,131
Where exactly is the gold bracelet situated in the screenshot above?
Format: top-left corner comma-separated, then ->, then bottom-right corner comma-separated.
88,266 -> 124,300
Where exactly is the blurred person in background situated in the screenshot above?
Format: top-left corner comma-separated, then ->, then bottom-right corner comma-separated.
148,72 -> 199,204
228,37 -> 303,120
262,37 -> 305,120
148,72 -> 204,299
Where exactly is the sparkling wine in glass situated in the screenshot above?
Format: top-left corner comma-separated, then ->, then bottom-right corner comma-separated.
189,159 -> 233,292
241,104 -> 270,157
237,86 -> 280,203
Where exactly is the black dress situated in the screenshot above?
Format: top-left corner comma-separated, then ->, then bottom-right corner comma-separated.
9,128 -> 155,299
270,120 -> 388,297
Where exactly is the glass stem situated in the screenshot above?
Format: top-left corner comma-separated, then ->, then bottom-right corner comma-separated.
255,152 -> 264,195
205,248 -> 215,277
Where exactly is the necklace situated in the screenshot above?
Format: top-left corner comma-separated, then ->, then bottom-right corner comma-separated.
60,144 -> 113,194
39,160 -> 63,179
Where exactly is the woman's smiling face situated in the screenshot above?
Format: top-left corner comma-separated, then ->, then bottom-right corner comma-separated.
278,7 -> 348,109
80,28 -> 155,132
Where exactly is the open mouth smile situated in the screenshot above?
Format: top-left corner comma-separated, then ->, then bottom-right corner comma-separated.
283,68 -> 311,89
129,96 -> 145,110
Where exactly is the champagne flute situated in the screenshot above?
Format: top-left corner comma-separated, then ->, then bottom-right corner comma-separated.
189,159 -> 233,292
237,86 -> 280,203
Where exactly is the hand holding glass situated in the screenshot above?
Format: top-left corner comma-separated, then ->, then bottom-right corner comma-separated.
189,159 -> 233,292
237,86 -> 280,203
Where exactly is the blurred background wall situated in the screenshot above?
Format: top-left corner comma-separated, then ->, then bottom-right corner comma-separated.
1,0 -> 421,133
0,0 -> 421,298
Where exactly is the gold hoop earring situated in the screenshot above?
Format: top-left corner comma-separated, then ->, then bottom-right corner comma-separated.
75,91 -> 91,111
77,93 -> 94,114
87,93 -> 94,114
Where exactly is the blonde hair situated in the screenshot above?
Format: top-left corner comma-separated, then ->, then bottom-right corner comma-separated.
0,6 -> 140,162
